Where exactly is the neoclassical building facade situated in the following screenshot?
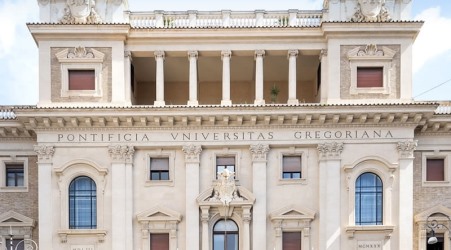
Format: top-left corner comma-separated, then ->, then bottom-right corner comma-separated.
1,0 -> 451,250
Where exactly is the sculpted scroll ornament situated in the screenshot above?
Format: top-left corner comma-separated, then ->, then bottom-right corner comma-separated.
317,142 -> 343,160
397,140 -> 417,158
61,0 -> 102,24
351,0 -> 391,22
108,145 -> 135,163
250,144 -> 270,161
68,46 -> 94,59
34,145 -> 55,162
182,145 -> 202,162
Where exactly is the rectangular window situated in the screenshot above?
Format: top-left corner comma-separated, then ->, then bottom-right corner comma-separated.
282,156 -> 302,179
150,233 -> 169,250
150,158 -> 169,180
68,70 -> 95,90
426,158 -> 445,181
357,67 -> 383,88
283,232 -> 301,250
216,156 -> 235,179
5,239 -> 24,250
6,164 -> 24,187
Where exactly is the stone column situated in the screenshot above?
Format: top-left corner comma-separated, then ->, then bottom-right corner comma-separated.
287,49 -> 299,105
108,145 -> 135,250
221,50 -> 232,106
319,49 -> 328,102
317,142 -> 343,250
34,145 -> 55,250
397,140 -> 417,250
200,206 -> 210,250
124,51 -> 132,105
254,50 -> 265,105
250,144 -> 270,250
188,51 -> 199,106
242,205 -> 252,250
154,50 -> 165,107
182,144 -> 202,250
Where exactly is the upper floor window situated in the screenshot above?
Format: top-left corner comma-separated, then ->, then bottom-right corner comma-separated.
68,70 -> 95,90
150,157 -> 170,180
283,232 -> 302,250
213,219 -> 239,250
216,156 -> 235,179
282,156 -> 302,179
357,67 -> 383,88
5,163 -> 24,187
426,158 -> 445,182
69,176 -> 97,229
150,233 -> 169,250
355,172 -> 383,225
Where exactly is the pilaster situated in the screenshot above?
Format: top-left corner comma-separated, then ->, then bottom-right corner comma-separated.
200,206 -> 210,250
254,50 -> 265,105
188,51 -> 199,106
154,50 -> 166,107
250,144 -> 269,250
124,51 -> 132,104
182,144 -> 202,250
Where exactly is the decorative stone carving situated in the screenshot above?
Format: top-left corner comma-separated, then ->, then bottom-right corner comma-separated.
351,0 -> 391,22
60,0 -> 102,24
317,142 -> 343,160
108,145 -> 135,163
182,144 -> 202,163
154,50 -> 165,60
250,144 -> 270,161
209,169 -> 243,206
254,50 -> 266,59
347,44 -> 396,59
56,47 -> 105,63
397,140 -> 417,158
187,50 -> 198,59
68,46 -> 94,59
34,145 -> 55,162
221,50 -> 232,59
287,49 -> 299,58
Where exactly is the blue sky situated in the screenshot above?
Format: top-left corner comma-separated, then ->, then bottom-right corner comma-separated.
0,0 -> 450,105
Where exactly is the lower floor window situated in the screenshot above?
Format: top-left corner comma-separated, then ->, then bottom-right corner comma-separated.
213,219 -> 239,250
150,233 -> 169,250
283,232 -> 301,250
5,239 -> 24,250
427,235 -> 444,250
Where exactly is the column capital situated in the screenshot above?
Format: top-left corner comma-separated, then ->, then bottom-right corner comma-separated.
125,50 -> 132,58
317,142 -> 343,160
254,50 -> 265,59
34,145 -> 55,163
154,50 -> 165,60
397,140 -> 417,159
320,49 -> 328,61
108,145 -> 135,163
188,50 -> 198,59
287,49 -> 299,58
250,144 -> 270,162
221,50 -> 232,59
182,144 -> 202,163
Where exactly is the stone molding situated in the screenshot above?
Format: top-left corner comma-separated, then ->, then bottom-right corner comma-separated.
182,144 -> 202,163
34,145 -> 55,163
317,142 -> 343,160
60,0 -> 102,24
56,47 -> 105,63
108,145 -> 135,163
250,144 -> 270,162
351,0 -> 391,22
397,140 -> 417,158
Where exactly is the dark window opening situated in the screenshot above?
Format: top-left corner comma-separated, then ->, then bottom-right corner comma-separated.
69,70 -> 95,90
282,156 -> 302,179
357,67 -> 383,88
283,232 -> 302,250
426,158 -> 445,181
150,158 -> 169,180
69,176 -> 97,229
6,164 -> 24,187
355,172 -> 383,225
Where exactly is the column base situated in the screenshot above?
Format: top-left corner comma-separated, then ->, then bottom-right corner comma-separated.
254,99 -> 265,105
154,100 -> 165,107
187,100 -> 199,106
287,99 -> 299,105
221,100 -> 232,106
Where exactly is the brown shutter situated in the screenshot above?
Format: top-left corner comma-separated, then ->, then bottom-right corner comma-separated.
69,70 -> 95,90
427,159 -> 445,181
283,232 -> 302,250
150,234 -> 169,250
216,156 -> 235,165
283,156 -> 302,172
150,158 -> 169,170
357,67 -> 383,88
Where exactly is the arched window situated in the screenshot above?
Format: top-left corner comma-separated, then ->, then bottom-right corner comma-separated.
69,176 -> 97,229
213,219 -> 239,250
355,172 -> 383,225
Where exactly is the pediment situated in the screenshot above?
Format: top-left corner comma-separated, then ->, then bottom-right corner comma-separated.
136,206 -> 182,222
270,205 -> 315,221
414,205 -> 451,222
347,44 -> 396,60
56,47 -> 105,63
0,210 -> 35,227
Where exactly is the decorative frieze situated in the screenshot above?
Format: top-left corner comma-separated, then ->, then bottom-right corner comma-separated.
182,144 -> 202,163
351,0 -> 391,22
108,145 -> 135,163
34,145 -> 55,163
317,142 -> 343,160
60,0 -> 102,24
250,144 -> 270,161
397,140 -> 417,158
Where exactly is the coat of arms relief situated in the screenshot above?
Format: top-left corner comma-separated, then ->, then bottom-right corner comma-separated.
61,0 -> 102,24
352,0 -> 391,22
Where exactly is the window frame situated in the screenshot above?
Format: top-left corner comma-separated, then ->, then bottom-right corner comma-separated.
213,219 -> 239,250
354,172 -> 383,226
356,67 -> 383,88
282,231 -> 302,250
282,155 -> 302,180
422,152 -> 451,186
149,157 -> 170,181
216,156 -> 236,179
68,176 -> 97,229
0,157 -> 28,192
211,150 -> 241,181
146,151 -> 175,186
278,149 -> 308,185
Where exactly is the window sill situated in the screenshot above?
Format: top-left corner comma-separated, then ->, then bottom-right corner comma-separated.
346,225 -> 394,239
422,180 -> 450,187
145,180 -> 174,187
58,229 -> 107,243
278,178 -> 307,185
0,186 -> 28,192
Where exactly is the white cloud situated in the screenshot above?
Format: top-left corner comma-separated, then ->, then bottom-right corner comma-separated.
413,6 -> 451,73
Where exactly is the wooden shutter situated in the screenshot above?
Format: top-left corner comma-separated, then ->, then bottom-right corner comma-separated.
150,158 -> 169,170
150,234 -> 169,250
427,159 -> 445,181
216,156 -> 235,166
283,232 -> 302,250
283,156 -> 302,172
357,67 -> 383,88
69,70 -> 95,90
